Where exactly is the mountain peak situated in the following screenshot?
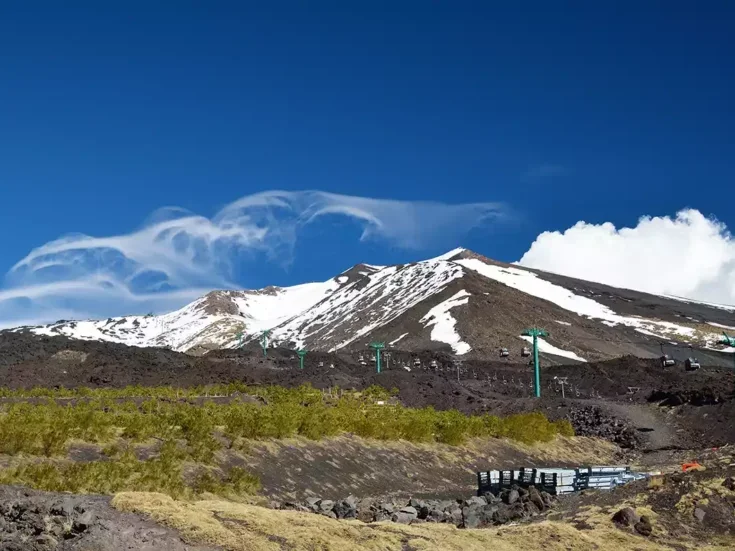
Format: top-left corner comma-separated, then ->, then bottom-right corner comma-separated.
431,247 -> 468,262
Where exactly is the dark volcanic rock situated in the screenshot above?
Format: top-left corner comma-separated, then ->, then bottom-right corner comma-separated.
612,507 -> 639,527
0,485 -> 213,550
635,515 -> 653,536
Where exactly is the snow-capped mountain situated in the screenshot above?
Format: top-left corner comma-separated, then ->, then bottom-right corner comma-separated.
11,248 -> 735,364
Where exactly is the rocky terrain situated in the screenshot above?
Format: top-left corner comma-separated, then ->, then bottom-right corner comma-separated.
0,486 -> 215,551
277,485 -> 558,528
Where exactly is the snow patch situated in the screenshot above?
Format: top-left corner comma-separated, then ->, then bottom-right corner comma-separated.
554,320 -> 571,326
457,258 -> 714,342
708,322 -> 735,331
431,247 -> 466,262
520,335 -> 586,362
420,290 -> 472,355
389,333 -> 409,346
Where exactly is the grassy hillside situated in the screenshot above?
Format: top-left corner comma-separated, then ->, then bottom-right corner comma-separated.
0,383 -> 574,499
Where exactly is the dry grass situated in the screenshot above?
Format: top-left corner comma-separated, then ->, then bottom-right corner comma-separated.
113,492 -> 735,551
675,477 -> 735,514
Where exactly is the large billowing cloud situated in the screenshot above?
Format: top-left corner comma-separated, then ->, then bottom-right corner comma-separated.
517,209 -> 735,305
0,190 -> 505,327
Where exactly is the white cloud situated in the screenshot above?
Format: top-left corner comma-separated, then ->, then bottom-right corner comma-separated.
0,190 -> 504,326
517,209 -> 735,305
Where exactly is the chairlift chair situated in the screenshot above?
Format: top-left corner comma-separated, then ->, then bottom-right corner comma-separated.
499,347 -> 509,358
685,357 -> 701,371
659,343 -> 675,367
521,346 -> 531,357
430,359 -> 438,369
413,357 -> 421,367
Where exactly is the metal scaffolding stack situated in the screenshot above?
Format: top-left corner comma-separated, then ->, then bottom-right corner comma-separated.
477,465 -> 649,496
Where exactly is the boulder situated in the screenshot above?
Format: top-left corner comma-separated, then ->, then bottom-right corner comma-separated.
374,511 -> 391,522
305,497 -> 321,511
465,496 -> 487,508
528,491 -> 546,512
73,510 -> 96,533
635,515 -> 652,536
448,507 -> 463,525
492,507 -> 510,525
35,534 -> 58,549
504,489 -> 520,505
426,509 -> 446,523
399,506 -> 418,518
317,500 -> 334,513
333,500 -> 356,520
391,512 -> 415,524
612,507 -> 639,527
409,498 -> 426,509
693,508 -> 706,523
462,507 -> 482,529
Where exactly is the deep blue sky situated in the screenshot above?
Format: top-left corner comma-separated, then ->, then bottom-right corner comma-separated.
2,1 -> 734,294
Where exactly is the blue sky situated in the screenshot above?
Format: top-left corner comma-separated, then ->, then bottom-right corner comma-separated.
1,2 -> 734,324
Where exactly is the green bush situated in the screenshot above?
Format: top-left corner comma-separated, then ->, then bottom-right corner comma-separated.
0,384 -> 573,460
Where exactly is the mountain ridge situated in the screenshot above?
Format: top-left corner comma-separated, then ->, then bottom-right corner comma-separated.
8,248 -> 735,365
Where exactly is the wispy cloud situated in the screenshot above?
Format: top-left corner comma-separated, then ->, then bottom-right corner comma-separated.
1,190 -> 506,327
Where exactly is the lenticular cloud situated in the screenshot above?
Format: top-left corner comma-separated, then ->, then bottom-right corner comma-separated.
0,190 -> 504,327
517,209 -> 735,305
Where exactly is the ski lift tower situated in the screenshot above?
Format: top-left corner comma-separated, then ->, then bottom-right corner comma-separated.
522,327 -> 548,398
297,349 -> 307,370
260,330 -> 271,357
370,342 -> 385,373
236,331 -> 244,349
720,332 -> 735,370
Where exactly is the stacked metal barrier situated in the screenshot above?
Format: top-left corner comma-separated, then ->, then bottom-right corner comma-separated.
477,466 -> 649,496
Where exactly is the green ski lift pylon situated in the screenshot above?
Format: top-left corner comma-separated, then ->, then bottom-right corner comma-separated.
522,327 -> 548,398
297,349 -> 307,370
719,332 -> 735,370
260,330 -> 271,357
369,342 -> 385,373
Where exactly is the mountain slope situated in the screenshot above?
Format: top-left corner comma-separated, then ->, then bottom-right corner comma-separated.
9,248 -> 735,364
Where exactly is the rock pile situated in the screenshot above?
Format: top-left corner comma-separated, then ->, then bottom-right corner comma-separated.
567,406 -> 639,449
611,506 -> 653,537
0,485 -> 214,551
277,485 -> 557,528
0,496 -> 96,550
